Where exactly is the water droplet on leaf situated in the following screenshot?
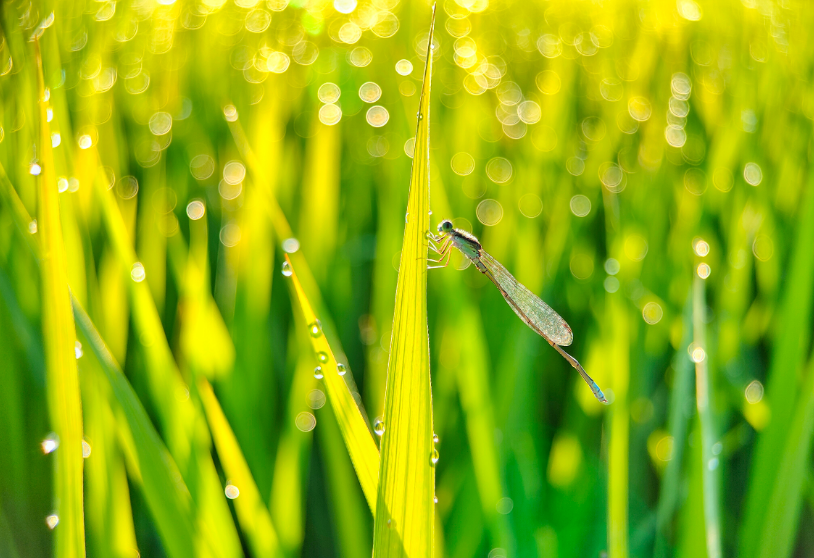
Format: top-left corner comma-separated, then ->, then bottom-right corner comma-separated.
430,448 -> 440,465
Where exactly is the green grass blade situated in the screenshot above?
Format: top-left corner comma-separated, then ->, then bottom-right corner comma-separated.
655,293 -> 695,556
607,295 -> 629,558
90,157 -> 243,558
740,175 -> 814,558
268,358 -> 314,552
1,158 -> 204,558
755,350 -> 814,558
284,255 -> 380,512
33,42 -> 85,558
81,357 -> 138,558
372,7 -> 437,557
198,377 -> 281,558
71,297 -> 199,558
317,409 -> 373,558
693,274 -> 722,558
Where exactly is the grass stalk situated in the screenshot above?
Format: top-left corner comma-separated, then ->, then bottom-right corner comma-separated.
372,7 -> 437,557
33,40 -> 86,558
693,273 -> 722,558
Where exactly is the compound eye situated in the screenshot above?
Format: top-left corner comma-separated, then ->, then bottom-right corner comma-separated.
441,220 -> 453,233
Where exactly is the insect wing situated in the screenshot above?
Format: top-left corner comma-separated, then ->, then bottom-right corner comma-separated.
479,251 -> 574,346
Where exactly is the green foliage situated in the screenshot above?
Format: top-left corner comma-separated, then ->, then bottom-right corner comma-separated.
1,1 -> 814,558
373,7 -> 436,556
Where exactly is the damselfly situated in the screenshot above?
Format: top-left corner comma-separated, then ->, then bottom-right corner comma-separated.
428,219 -> 608,403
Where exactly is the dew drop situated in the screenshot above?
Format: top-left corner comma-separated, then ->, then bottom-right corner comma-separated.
74,340 -> 83,359
432,433 -> 439,444
430,448 -> 440,465
224,484 -> 240,499
282,237 -> 300,253
308,320 -> 322,337
41,433 -> 59,454
434,496 -> 439,504
316,351 -> 328,363
82,439 -> 92,458
45,514 -> 59,529
337,363 -> 347,376
745,380 -> 764,404
373,418 -> 385,436
130,262 -> 146,283
281,261 -> 293,277
314,366 -> 324,380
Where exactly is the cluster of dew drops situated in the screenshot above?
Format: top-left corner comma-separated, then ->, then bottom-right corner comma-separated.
281,258 -> 441,480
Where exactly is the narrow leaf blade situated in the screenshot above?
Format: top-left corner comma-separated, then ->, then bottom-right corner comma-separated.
198,377 -> 282,557
72,297 -> 199,558
34,42 -> 86,558
373,7 -> 437,557
284,255 -> 380,512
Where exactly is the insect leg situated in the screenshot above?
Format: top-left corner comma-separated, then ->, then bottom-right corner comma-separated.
427,247 -> 452,270
428,235 -> 451,256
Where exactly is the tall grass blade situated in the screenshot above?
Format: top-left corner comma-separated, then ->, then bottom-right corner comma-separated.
33,41 -> 85,558
607,295 -> 629,558
693,274 -> 722,558
71,297 -> 200,558
372,6 -> 437,556
654,294 -> 695,556
198,377 -> 281,557
1,162 -> 202,557
91,157 -> 243,558
284,254 -> 380,512
755,350 -> 814,558
268,358 -> 315,552
740,176 -> 814,558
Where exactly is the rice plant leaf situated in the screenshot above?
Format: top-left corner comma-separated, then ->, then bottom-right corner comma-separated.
91,160 -> 243,558
283,255 -> 380,512
0,160 -> 202,558
198,377 -> 282,557
372,7 -> 437,556
740,174 -> 814,558
693,274 -> 722,558
755,350 -> 814,558
607,295 -> 629,558
33,42 -> 86,558
168,225 -> 235,381
655,294 -> 695,557
71,297 -> 199,558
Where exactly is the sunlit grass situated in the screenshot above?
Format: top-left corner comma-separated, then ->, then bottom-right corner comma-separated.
373,7 -> 436,556
1,0 -> 814,557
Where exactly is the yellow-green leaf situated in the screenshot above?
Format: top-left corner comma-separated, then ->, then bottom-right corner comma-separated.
198,378 -> 281,557
34,42 -> 86,558
283,255 -> 380,512
72,298 -> 200,558
372,7 -> 437,557
91,154 -> 243,558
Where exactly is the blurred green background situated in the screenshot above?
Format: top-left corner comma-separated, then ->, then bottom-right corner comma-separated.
2,0 -> 814,557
